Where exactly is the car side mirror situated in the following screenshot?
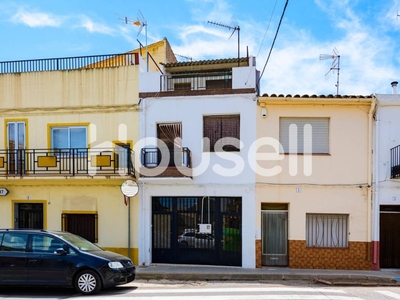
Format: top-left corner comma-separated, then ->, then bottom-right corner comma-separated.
55,248 -> 67,255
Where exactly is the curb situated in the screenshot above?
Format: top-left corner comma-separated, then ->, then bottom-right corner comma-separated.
135,272 -> 400,285
313,278 -> 400,287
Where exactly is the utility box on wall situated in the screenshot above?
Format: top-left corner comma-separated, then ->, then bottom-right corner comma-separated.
198,223 -> 212,234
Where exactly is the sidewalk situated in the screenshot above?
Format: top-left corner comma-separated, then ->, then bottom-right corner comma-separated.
134,264 -> 400,286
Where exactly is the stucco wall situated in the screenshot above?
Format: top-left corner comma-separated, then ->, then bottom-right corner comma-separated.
0,66 -> 139,109
0,180 -> 140,264
138,91 -> 258,267
255,104 -> 370,184
374,97 -> 400,205
254,99 -> 372,269
139,93 -> 258,184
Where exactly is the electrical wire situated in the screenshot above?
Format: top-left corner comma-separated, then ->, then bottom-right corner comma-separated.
256,0 -> 279,58
244,0 -> 278,88
257,0 -> 289,89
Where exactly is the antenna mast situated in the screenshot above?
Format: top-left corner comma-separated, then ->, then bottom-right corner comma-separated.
319,48 -> 340,95
175,54 -> 193,61
207,20 -> 240,66
119,10 -> 148,72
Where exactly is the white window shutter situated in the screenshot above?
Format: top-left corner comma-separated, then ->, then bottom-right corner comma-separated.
279,118 -> 329,154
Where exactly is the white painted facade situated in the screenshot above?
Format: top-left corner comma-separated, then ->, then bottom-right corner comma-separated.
372,93 -> 400,268
137,64 -> 258,267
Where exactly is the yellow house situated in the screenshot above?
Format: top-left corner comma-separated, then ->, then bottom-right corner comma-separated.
256,94 -> 375,270
0,39 -> 175,264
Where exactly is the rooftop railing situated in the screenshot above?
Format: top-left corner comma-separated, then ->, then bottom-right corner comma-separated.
0,53 -> 139,74
160,72 -> 232,92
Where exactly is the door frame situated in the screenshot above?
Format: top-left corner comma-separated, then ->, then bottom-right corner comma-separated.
261,209 -> 288,267
11,200 -> 47,229
151,196 -> 242,266
6,119 -> 28,175
380,208 -> 400,268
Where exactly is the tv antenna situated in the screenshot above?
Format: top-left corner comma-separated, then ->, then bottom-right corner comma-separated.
175,54 -> 193,61
319,48 -> 340,95
208,19 -> 240,66
118,10 -> 148,72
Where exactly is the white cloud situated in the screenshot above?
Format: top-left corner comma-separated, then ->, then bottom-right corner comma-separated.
11,8 -> 62,27
10,6 -> 115,36
256,0 -> 400,95
76,16 -> 115,35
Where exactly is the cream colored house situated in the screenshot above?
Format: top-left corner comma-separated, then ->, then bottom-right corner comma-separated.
0,39 -> 176,264
256,95 -> 375,269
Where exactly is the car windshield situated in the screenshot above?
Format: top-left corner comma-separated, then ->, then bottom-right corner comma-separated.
56,232 -> 103,252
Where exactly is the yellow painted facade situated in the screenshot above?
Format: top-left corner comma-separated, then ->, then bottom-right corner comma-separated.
131,38 -> 177,71
85,38 -> 177,73
0,64 -> 141,263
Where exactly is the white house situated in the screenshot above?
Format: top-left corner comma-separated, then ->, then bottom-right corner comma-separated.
137,56 -> 258,267
373,82 -> 400,270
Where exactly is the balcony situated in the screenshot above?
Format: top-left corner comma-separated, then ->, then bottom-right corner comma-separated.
0,148 -> 135,178
160,72 -> 232,92
140,147 -> 192,178
391,145 -> 400,179
0,52 -> 139,74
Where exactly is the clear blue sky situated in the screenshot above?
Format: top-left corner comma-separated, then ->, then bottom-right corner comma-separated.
1,0 -> 399,95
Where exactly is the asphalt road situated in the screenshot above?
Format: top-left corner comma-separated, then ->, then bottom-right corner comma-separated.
0,280 -> 400,299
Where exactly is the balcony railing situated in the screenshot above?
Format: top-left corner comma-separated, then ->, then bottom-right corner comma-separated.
160,72 -> 232,92
391,145 -> 400,179
0,53 -> 139,74
141,147 -> 191,167
0,148 -> 135,177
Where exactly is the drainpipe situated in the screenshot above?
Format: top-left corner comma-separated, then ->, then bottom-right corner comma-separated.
371,97 -> 380,270
367,97 -> 376,269
139,97 -> 147,266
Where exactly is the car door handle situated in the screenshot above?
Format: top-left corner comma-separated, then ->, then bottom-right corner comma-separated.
29,259 -> 37,263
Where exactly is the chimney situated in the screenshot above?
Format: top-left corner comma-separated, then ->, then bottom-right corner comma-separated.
391,81 -> 398,94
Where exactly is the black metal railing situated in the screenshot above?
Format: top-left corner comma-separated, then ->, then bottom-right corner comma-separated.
160,72 -> 232,91
0,53 -> 139,74
391,145 -> 400,179
141,147 -> 191,168
0,148 -> 135,177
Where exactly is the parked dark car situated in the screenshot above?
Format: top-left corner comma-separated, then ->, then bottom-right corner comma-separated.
0,229 -> 135,295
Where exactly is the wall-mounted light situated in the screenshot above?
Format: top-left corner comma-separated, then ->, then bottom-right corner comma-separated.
261,108 -> 267,118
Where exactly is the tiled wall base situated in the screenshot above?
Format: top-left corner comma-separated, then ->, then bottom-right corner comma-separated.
256,239 -> 262,268
288,240 -> 371,270
255,239 -> 371,269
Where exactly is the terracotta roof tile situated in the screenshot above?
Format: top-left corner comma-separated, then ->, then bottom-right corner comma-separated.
161,57 -> 248,68
261,93 -> 374,99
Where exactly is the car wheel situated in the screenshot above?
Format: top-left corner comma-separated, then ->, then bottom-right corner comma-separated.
75,270 -> 102,295
180,241 -> 188,248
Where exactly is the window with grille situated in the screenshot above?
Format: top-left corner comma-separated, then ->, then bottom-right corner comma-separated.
306,213 -> 348,248
203,115 -> 240,152
279,117 -> 329,154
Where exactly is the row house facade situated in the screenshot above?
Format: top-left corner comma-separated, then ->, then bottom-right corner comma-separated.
137,57 -> 259,267
372,83 -> 400,270
257,95 -> 375,269
0,38 -> 176,265
2,38 -> 399,270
